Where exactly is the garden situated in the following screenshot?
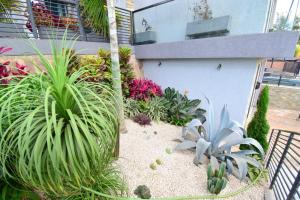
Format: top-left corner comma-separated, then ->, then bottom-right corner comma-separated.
0,32 -> 271,199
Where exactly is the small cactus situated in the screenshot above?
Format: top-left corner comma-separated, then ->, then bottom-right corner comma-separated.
134,185 -> 151,199
207,162 -> 227,195
165,148 -> 172,154
156,159 -> 162,165
150,163 -> 157,170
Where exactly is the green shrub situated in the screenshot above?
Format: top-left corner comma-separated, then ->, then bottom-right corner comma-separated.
162,87 -> 206,126
245,86 -> 270,152
67,47 -> 135,97
0,38 -> 126,198
124,97 -> 167,121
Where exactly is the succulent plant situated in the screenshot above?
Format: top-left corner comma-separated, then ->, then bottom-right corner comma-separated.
165,148 -> 172,154
175,97 -> 264,180
133,113 -> 151,126
207,162 -> 227,195
134,185 -> 151,199
156,159 -> 162,165
163,87 -> 206,126
150,163 -> 157,170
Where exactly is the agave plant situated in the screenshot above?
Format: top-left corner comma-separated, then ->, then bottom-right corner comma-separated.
0,35 -> 126,198
175,98 -> 264,180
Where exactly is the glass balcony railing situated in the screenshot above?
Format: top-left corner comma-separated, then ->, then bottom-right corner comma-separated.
132,0 -> 273,44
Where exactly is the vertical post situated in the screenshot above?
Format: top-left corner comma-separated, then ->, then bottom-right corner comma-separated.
266,130 -> 281,168
26,0 -> 38,38
269,132 -> 294,189
270,58 -> 274,68
131,11 -> 135,45
287,171 -> 300,200
278,75 -> 282,86
76,2 -> 87,41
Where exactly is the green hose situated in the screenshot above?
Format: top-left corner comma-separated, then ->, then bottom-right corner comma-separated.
82,171 -> 264,200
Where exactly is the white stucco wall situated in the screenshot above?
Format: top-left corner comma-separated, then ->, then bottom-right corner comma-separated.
134,0 -> 271,43
142,59 -> 259,125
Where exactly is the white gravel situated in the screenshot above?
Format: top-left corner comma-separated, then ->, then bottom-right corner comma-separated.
116,119 -> 266,200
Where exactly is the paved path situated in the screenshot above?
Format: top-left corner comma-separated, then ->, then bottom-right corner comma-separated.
267,109 -> 300,133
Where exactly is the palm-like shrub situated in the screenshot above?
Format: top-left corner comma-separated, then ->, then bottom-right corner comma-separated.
175,98 -> 264,180
0,38 -> 125,198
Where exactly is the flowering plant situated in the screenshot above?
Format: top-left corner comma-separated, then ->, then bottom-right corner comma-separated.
0,47 -> 29,85
26,2 -> 78,32
129,79 -> 163,101
0,47 -> 12,84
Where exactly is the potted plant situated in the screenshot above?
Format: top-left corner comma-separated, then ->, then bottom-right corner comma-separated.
134,18 -> 157,45
186,0 -> 231,39
26,2 -> 79,39
0,0 -> 26,38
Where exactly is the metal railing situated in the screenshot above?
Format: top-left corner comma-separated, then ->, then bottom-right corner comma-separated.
266,129 -> 300,200
0,0 -> 132,44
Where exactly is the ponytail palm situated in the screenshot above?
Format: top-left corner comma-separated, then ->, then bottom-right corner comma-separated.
0,37 -> 125,198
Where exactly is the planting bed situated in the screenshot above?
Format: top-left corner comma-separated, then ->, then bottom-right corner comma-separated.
117,119 -> 267,199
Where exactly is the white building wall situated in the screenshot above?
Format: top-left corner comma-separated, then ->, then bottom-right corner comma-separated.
134,0 -> 272,43
142,59 -> 259,125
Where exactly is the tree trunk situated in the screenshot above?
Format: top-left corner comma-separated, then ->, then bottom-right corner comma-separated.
107,0 -> 126,157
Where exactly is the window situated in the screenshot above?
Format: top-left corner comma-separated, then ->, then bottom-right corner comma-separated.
45,1 -> 68,17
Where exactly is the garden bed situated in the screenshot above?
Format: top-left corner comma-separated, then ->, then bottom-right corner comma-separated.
117,119 -> 267,199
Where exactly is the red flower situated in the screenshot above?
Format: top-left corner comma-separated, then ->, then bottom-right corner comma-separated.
129,79 -> 163,101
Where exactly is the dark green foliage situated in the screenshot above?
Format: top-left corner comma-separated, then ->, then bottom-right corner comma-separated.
245,86 -> 270,152
0,179 -> 40,200
162,87 -> 206,126
207,163 -> 227,195
134,185 -> 151,199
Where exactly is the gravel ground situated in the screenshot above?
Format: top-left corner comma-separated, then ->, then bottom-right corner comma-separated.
116,119 -> 267,200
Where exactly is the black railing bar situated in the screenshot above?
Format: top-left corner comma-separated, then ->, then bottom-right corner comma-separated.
289,146 -> 300,158
283,155 -> 300,172
287,151 -> 300,166
287,171 -> 300,200
274,179 -> 289,199
278,164 -> 296,184
287,148 -> 300,162
277,171 -> 293,195
277,140 -> 289,147
274,129 -> 300,136
42,0 -> 76,6
274,181 -> 287,200
133,0 -> 175,13
278,134 -> 289,139
269,129 -> 275,144
266,130 -> 282,168
289,142 -> 300,150
115,6 -> 132,12
289,136 -> 300,142
290,141 -> 300,148
270,133 -> 294,189
276,143 -> 287,151
295,190 -> 300,198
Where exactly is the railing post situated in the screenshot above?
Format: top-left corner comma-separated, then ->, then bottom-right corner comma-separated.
269,132 -> 294,189
26,0 -> 38,38
76,2 -> 87,41
131,11 -> 135,45
266,130 -> 281,168
287,171 -> 300,200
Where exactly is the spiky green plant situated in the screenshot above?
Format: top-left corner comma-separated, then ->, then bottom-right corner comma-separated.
207,162 -> 227,195
175,98 -> 264,180
0,34 -> 126,198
